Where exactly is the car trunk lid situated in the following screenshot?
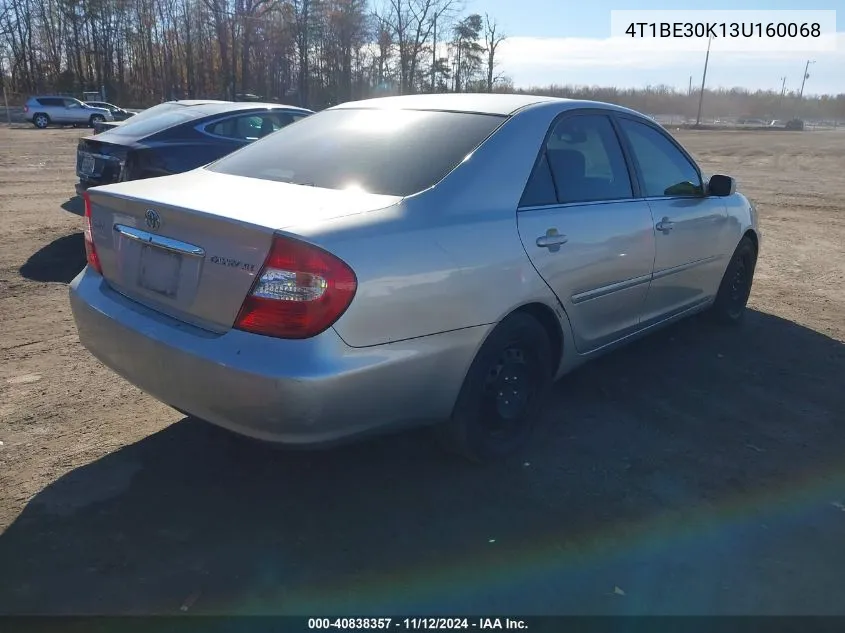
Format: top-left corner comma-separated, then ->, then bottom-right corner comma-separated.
77,136 -> 130,183
86,169 -> 401,332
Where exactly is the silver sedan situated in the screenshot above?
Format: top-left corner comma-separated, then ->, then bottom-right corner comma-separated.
69,94 -> 760,462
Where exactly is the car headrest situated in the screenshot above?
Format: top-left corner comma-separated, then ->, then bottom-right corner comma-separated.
259,119 -> 275,137
547,149 -> 586,179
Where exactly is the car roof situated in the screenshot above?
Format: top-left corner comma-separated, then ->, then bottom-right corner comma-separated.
30,95 -> 81,100
328,93 -> 654,120
330,93 -> 565,116
165,100 -> 313,116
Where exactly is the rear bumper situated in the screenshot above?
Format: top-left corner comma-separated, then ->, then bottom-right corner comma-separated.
69,267 -> 484,445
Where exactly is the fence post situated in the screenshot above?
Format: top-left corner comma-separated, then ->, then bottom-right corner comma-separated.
2,84 -> 11,127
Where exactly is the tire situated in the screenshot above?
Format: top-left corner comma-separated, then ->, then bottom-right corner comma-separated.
711,236 -> 757,325
435,312 -> 553,463
32,113 -> 50,129
89,114 -> 105,127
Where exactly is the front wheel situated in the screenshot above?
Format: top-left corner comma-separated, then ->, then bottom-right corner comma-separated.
89,114 -> 105,127
711,236 -> 758,324
435,312 -> 553,463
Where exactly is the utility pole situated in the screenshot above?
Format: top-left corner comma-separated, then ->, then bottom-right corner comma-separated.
798,59 -> 815,99
431,11 -> 437,93
778,76 -> 787,112
688,75 -> 692,96
695,35 -> 713,127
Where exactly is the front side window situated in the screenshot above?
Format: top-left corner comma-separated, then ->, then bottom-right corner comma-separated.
208,108 -> 506,197
63,99 -> 82,109
618,118 -> 703,197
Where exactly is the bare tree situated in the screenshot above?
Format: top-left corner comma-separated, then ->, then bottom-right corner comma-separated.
387,0 -> 446,94
483,13 -> 504,93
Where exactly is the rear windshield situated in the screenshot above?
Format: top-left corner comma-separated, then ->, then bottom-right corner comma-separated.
207,108 -> 506,197
106,103 -> 199,136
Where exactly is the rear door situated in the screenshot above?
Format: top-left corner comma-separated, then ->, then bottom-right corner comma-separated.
615,115 -> 730,324
37,98 -> 65,121
516,112 -> 656,353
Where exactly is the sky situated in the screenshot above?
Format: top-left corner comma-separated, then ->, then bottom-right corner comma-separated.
461,0 -> 844,95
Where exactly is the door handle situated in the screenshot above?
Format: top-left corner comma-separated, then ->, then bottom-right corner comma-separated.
536,229 -> 568,251
656,217 -> 675,233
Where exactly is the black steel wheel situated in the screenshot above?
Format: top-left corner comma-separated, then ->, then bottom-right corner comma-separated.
436,312 -> 554,463
711,236 -> 757,324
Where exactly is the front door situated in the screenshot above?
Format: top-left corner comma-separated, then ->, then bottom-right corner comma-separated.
516,113 -> 656,354
615,116 -> 731,324
62,99 -> 87,124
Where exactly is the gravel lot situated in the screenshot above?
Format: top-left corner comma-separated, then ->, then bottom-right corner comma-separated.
0,126 -> 844,615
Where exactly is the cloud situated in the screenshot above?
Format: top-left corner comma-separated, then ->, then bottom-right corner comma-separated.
497,32 -> 845,93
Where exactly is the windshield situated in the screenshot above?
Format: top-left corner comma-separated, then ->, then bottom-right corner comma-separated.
207,108 -> 506,197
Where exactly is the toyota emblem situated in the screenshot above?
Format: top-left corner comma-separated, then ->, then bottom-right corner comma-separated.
144,209 -> 161,231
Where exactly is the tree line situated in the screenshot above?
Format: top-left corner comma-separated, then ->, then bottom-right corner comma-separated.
515,85 -> 845,122
1,0 -> 842,120
0,0 -> 508,109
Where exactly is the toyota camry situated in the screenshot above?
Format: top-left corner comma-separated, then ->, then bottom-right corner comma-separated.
69,94 -> 760,462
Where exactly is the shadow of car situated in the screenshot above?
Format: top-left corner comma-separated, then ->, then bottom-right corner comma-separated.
1,310 -> 844,615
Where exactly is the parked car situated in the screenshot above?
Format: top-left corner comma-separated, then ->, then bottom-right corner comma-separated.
785,118 -> 805,131
24,96 -> 114,129
75,100 -> 313,193
69,94 -> 760,462
84,101 -> 136,121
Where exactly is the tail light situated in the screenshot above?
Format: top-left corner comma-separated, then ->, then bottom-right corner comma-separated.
82,192 -> 103,275
24,105 -> 29,113
234,234 -> 357,339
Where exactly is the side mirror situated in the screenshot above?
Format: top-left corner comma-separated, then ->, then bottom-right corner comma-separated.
708,174 -> 736,197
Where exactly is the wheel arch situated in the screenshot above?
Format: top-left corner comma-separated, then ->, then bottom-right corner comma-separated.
742,228 -> 759,255
511,302 -> 565,377
477,298 -> 575,380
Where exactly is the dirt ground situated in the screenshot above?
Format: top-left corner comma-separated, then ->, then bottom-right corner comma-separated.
0,126 -> 844,615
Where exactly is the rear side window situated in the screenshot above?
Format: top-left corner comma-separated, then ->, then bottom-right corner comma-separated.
547,114 -> 633,204
206,115 -> 263,140
204,112 -> 304,141
37,98 -> 63,107
520,154 -> 557,207
208,108 -> 506,197
521,114 -> 633,206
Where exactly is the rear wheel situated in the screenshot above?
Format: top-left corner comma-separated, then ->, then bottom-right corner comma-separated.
711,236 -> 757,324
436,312 -> 553,463
32,113 -> 50,129
89,114 -> 105,127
